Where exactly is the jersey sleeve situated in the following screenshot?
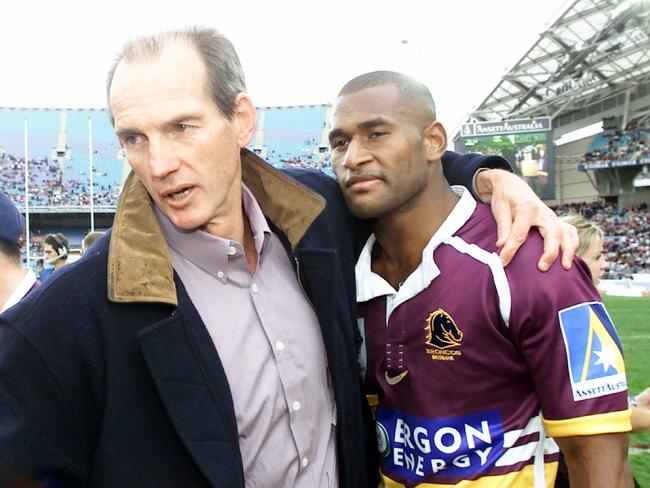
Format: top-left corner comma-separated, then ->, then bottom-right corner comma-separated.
507,245 -> 631,438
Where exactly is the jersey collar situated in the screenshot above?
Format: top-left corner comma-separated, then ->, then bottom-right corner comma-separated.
356,186 -> 476,304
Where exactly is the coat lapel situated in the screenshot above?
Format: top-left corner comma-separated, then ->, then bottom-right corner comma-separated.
294,248 -> 357,374
136,279 -> 244,488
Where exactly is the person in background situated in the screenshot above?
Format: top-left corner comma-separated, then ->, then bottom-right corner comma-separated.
40,232 -> 69,281
630,388 -> 650,432
0,192 -> 39,314
559,213 -> 608,290
560,213 -> 650,435
81,231 -> 104,255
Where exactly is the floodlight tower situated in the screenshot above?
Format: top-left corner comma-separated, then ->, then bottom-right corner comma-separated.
252,110 -> 268,159
50,112 -> 72,204
315,106 -> 333,167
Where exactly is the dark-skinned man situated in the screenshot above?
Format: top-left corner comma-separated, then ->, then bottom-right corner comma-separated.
329,71 -> 632,488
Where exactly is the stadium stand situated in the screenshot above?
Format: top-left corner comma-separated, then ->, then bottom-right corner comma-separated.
1,105 -> 333,213
581,118 -> 650,166
3,0 -> 649,277
0,109 -> 123,209
555,201 -> 650,276
252,105 -> 333,174
455,0 -> 650,208
0,104 -> 338,268
452,0 -> 650,289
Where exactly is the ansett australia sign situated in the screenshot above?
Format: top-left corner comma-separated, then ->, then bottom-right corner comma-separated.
461,118 -> 552,137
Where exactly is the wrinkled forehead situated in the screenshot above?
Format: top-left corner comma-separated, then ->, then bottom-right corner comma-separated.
110,41 -> 206,104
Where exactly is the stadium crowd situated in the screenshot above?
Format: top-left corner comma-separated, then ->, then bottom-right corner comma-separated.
581,118 -> 650,164
4,144 -> 650,278
554,201 -> 650,276
0,152 -> 120,208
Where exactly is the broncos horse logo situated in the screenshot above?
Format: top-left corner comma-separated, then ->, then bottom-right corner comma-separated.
425,308 -> 463,349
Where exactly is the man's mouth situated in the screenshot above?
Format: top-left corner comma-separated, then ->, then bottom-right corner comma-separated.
171,188 -> 191,200
163,185 -> 194,202
346,175 -> 381,188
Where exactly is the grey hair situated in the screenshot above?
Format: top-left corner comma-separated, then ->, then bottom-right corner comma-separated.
338,70 -> 436,121
106,26 -> 246,124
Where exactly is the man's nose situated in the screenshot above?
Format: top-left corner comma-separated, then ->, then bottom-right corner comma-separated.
148,137 -> 181,179
343,139 -> 372,170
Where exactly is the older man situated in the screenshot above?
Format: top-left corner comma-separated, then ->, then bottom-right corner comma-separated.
0,28 -> 575,487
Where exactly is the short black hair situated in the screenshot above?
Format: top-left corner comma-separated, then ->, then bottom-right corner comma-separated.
0,237 -> 21,265
338,70 -> 436,121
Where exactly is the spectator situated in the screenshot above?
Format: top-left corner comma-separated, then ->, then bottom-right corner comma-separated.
81,231 -> 104,255
554,202 -> 650,276
582,119 -> 650,164
0,192 -> 39,313
557,212 -> 648,486
40,232 -> 69,281
559,213 -> 608,289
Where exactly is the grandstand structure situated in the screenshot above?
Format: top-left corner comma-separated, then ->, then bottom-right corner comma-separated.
2,0 -> 649,278
454,0 -> 650,208
452,0 -> 650,288
0,104 -> 332,260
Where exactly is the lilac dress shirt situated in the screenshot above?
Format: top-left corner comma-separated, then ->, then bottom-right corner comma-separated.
153,185 -> 338,487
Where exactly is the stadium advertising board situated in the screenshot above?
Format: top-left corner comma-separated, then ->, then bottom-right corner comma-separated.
456,117 -> 554,200
579,156 -> 650,171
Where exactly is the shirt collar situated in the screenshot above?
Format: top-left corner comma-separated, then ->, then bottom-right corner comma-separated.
107,148 -> 327,305
356,186 -> 476,303
1,268 -> 37,314
154,183 -> 271,281
241,183 -> 272,256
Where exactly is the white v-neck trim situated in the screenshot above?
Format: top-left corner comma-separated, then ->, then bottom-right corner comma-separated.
355,186 -> 476,320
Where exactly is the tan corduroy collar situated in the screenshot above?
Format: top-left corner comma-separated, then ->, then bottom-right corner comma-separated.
107,148 -> 326,305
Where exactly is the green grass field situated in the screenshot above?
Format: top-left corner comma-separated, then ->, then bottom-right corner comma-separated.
603,296 -> 650,487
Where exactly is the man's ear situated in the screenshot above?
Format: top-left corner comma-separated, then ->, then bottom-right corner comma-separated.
232,92 -> 257,148
424,121 -> 447,162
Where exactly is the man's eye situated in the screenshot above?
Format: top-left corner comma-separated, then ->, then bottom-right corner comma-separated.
123,135 -> 141,146
369,131 -> 387,139
331,140 -> 348,150
176,123 -> 190,132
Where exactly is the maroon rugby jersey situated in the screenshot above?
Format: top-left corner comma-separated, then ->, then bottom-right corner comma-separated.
357,187 -> 631,487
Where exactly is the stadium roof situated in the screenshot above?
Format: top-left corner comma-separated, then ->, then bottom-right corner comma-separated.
467,0 -> 650,123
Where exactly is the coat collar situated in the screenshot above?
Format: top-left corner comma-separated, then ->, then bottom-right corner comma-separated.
108,148 -> 326,305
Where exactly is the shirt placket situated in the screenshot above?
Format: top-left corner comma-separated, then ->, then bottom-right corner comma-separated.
247,254 -> 316,485
385,295 -> 409,384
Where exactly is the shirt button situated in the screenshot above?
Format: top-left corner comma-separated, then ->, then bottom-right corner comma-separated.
251,283 -> 259,293
217,270 -> 224,279
275,341 -> 285,351
301,457 -> 309,468
227,245 -> 237,256
292,400 -> 301,412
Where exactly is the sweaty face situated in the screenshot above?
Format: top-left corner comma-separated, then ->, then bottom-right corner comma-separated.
109,42 -> 248,235
329,84 -> 436,219
580,234 -> 608,286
